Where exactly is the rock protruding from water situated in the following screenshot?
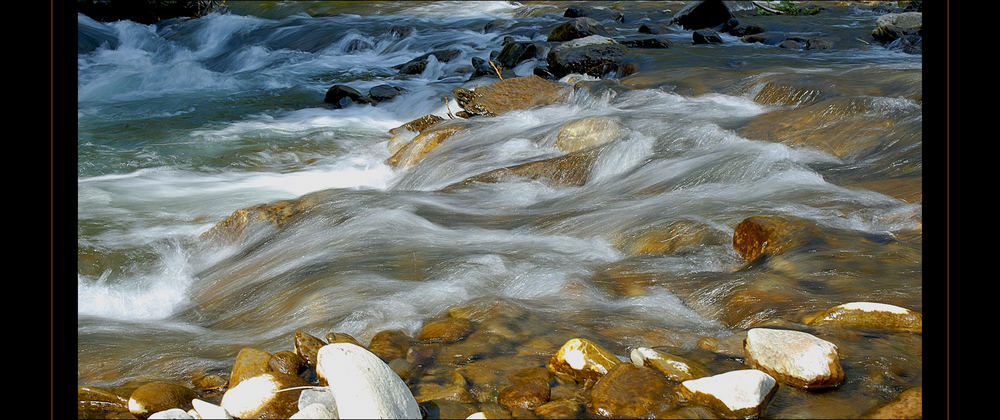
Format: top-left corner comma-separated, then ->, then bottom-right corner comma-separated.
201,196 -> 318,242
804,302 -> 923,333
554,116 -> 627,153
324,84 -> 372,108
229,347 -> 274,388
629,347 -> 711,382
417,317 -> 476,344
219,372 -> 310,419
743,328 -> 844,389
452,75 -> 570,118
677,369 -> 777,418
546,338 -> 622,383
547,17 -> 611,42
871,12 -> 922,43
732,216 -> 817,263
585,363 -> 677,418
127,382 -> 199,419
446,147 -> 602,190
864,387 -> 922,419
386,121 -> 467,169
367,329 -> 414,362
294,331 -> 328,367
693,29 -> 723,44
671,0 -> 735,30
545,35 -> 633,79
315,342 -> 423,419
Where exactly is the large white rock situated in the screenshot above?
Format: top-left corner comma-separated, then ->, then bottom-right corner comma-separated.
147,408 -> 195,419
316,342 -> 422,419
678,369 -> 777,418
290,403 -> 337,419
219,372 -> 309,419
743,328 -> 844,389
191,398 -> 231,419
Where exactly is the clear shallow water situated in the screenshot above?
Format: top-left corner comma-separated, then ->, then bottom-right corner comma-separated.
76,1 -> 928,417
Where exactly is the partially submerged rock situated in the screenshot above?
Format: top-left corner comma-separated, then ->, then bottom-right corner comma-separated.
452,75 -> 570,118
585,363 -> 676,418
201,196 -> 318,242
677,369 -> 777,418
546,35 -> 633,79
871,12 -> 922,43
629,346 -> 711,382
128,382 -> 198,419
547,17 -> 611,42
864,387 -> 922,419
554,116 -> 626,153
228,347 -> 273,389
732,216 -> 817,264
804,302 -> 922,333
743,328 -> 844,389
386,120 -> 467,169
546,337 -> 622,383
445,147 -> 602,190
671,0 -> 735,30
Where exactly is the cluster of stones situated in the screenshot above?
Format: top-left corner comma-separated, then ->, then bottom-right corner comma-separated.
82,209 -> 922,419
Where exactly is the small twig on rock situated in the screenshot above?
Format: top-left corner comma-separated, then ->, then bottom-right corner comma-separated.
489,60 -> 504,80
855,37 -> 870,45
444,96 -> 454,119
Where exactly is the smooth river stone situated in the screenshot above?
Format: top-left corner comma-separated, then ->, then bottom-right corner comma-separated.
294,330 -> 327,366
219,372 -> 309,419
585,363 -> 676,418
546,337 -> 622,383
677,369 -> 777,418
629,346 -> 711,381
228,347 -> 272,388
805,301 -> 922,333
315,342 -> 422,419
127,382 -> 198,419
743,328 -> 844,389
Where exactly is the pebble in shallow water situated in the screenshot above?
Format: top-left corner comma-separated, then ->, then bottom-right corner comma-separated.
743,328 -> 844,390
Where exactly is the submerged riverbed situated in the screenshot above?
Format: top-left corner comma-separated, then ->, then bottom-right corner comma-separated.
72,1 -> 944,418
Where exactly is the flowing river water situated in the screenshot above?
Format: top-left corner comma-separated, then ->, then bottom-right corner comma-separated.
74,1 -> 942,418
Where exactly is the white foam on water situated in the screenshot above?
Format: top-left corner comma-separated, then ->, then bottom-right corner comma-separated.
78,241 -> 195,321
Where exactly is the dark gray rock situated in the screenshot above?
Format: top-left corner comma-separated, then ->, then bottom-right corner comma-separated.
671,0 -> 735,30
395,49 -> 463,75
547,17 -> 611,42
324,85 -> 372,108
368,85 -> 407,102
546,36 -> 633,79
693,29 -> 723,44
495,41 -> 542,68
620,38 -> 671,49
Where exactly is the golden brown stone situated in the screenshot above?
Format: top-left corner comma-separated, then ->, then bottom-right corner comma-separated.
413,382 -> 476,403
452,75 -> 570,117
388,114 -> 445,155
629,347 -> 710,382
497,378 -> 551,411
190,372 -> 228,391
534,399 -> 583,419
294,331 -> 327,367
554,117 -> 626,153
732,216 -> 817,263
804,302 -> 922,333
585,363 -> 676,418
546,338 -> 622,383
127,382 -> 198,418
325,331 -> 362,346
417,317 -> 476,344
221,372 -> 310,419
866,387 -> 922,419
229,347 -> 273,388
368,329 -> 413,362
386,121 -> 466,169
201,195 -> 317,242
78,386 -> 132,419
268,350 -> 305,376
446,147 -> 601,190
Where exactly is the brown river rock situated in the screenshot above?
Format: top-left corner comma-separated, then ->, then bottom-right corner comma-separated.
268,350 -> 305,376
586,363 -> 677,418
452,75 -> 570,117
497,377 -> 551,411
78,386 -> 133,419
127,381 -> 199,418
804,301 -> 922,333
547,337 -> 622,383
417,316 -> 476,344
326,331 -> 362,346
865,387 -> 922,419
200,195 -> 318,242
732,215 -> 817,264
386,121 -> 467,169
367,329 -> 413,362
228,347 -> 273,388
293,330 -> 327,367
446,147 -> 602,191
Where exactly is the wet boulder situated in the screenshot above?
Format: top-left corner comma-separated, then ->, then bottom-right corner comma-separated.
367,329 -> 414,362
720,18 -> 764,36
732,216 -> 817,264
585,363 -> 677,418
446,147 -> 602,190
219,372 -> 310,419
368,84 -> 407,102
395,48 -> 463,75
671,0 -> 735,30
693,29 -> 723,44
294,331 -> 328,367
128,382 -> 199,419
386,120 -> 467,169
620,37 -> 671,49
547,17 -> 611,42
743,328 -> 844,389
201,195 -> 319,242
326,331 -> 363,346
629,347 -> 711,382
452,75 -> 571,117
315,342 -> 423,419
864,387 -> 922,419
495,41 -> 542,69
416,317 -> 476,344
323,84 -> 372,108
78,386 -> 131,418
545,35 -> 633,79
228,347 -> 273,388
677,369 -> 778,418
534,399 -> 583,418
387,114 -> 445,155
546,337 -> 622,383
497,377 -> 551,411
871,12 -> 922,43
804,302 -> 922,333
554,116 -> 627,153
268,350 -> 306,376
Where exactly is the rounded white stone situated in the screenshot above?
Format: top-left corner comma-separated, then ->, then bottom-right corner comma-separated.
681,369 -> 776,412
148,408 -> 195,419
316,342 -> 422,419
219,374 -> 282,418
290,403 -> 336,419
191,398 -> 232,419
466,412 -> 488,419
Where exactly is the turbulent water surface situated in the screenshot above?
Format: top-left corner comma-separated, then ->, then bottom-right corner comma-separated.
76,1 -> 931,418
